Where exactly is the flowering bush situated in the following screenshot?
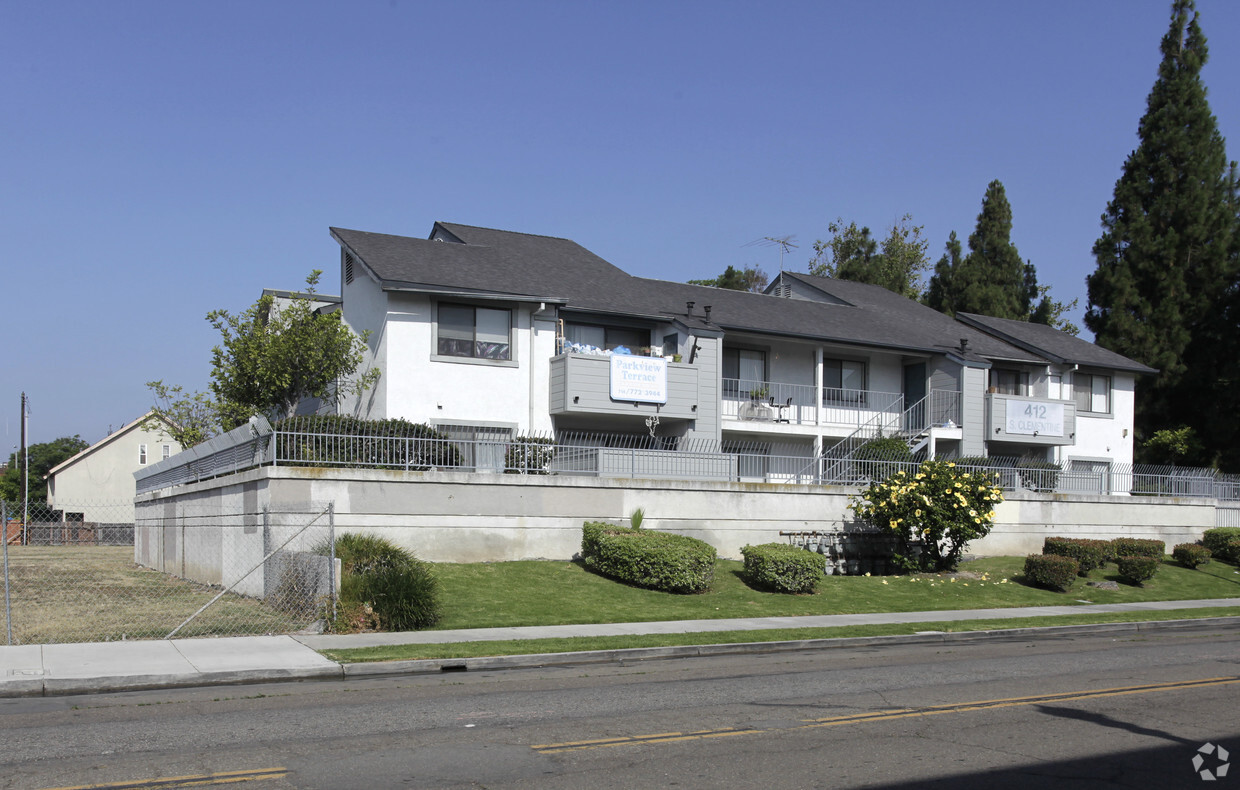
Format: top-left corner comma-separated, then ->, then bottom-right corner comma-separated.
849,460 -> 1004,572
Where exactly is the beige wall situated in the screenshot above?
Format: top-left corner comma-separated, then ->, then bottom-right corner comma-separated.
135,467 -> 1221,575
50,423 -> 181,522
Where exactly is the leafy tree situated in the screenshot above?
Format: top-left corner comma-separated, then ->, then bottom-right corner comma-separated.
1085,0 -> 1238,466
687,265 -> 769,292
808,214 -> 929,299
1,436 -> 90,501
208,271 -> 380,428
144,380 -> 224,448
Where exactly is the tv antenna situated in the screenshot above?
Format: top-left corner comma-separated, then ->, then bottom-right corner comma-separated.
743,235 -> 798,270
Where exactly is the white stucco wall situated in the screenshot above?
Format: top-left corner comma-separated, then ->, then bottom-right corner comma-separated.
1067,373 -> 1137,467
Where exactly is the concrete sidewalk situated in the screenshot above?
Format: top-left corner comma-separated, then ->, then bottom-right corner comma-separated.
3,598 -> 1238,697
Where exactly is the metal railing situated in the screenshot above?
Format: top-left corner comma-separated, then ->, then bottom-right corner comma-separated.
135,420 -> 1240,501
721,378 -> 904,429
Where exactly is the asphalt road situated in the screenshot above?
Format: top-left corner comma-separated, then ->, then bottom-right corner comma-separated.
4,623 -> 1238,789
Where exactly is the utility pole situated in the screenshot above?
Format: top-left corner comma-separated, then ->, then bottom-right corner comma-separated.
19,393 -> 28,545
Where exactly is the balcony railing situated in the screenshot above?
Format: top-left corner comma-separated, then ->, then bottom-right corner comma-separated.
721,378 -> 904,430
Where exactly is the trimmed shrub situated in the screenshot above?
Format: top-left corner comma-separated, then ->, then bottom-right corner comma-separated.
1202,528 -> 1240,558
1023,554 -> 1079,592
1116,555 -> 1160,586
580,521 -> 716,594
327,533 -> 441,631
504,436 -> 556,474
741,543 -> 824,594
852,437 -> 914,481
276,415 -> 461,470
1110,538 -> 1165,560
1043,537 -> 1112,575
1218,538 -> 1240,565
1016,458 -> 1062,492
1171,543 -> 1212,569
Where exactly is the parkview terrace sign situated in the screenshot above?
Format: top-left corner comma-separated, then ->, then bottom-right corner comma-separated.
610,355 -> 668,404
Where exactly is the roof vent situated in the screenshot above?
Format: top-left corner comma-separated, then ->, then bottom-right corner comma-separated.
959,338 -> 969,353
686,301 -> 695,316
344,253 -> 355,285
704,305 -> 712,321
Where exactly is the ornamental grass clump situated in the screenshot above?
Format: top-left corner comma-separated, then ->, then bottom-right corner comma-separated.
849,460 -> 1004,572
741,543 -> 824,594
329,533 -> 442,631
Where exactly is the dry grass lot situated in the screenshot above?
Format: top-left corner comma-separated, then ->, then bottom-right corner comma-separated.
0,546 -> 308,645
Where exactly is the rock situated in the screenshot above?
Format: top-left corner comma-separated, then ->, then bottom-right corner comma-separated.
1087,581 -> 1120,591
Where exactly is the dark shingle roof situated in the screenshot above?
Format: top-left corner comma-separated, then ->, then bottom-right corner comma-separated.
956,313 -> 1158,374
331,223 -> 1134,367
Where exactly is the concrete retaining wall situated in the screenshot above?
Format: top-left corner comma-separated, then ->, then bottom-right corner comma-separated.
135,467 -> 1222,575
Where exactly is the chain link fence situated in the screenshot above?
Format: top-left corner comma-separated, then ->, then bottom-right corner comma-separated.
2,500 -> 335,645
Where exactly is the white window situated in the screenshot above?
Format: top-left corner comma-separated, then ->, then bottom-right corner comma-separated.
162,444 -> 172,460
1047,374 -> 1063,400
138,444 -> 148,465
1074,373 -> 1111,414
438,304 -> 512,360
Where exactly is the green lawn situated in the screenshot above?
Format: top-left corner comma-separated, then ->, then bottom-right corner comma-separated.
429,555 -> 1240,631
318,555 -> 1240,663
321,606 -> 1240,663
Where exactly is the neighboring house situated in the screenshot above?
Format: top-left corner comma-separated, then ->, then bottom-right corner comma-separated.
46,412 -> 182,524
318,221 -> 1153,485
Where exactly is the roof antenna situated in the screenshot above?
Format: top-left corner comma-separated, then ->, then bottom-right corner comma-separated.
743,235 -> 799,271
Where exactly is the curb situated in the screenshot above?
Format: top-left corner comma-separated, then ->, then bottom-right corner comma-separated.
6,616 -> 1238,697
338,615 -> 1240,678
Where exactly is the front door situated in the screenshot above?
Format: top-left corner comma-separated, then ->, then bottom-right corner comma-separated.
903,363 -> 927,431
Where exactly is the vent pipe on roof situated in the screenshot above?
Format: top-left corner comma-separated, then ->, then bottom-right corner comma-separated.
959,338 -> 969,353
704,305 -> 712,321
686,301 -> 695,316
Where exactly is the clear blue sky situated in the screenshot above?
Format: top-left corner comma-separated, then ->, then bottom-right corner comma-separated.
4,0 -> 1239,447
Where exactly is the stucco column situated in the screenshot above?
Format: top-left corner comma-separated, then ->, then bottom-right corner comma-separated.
814,346 -> 824,426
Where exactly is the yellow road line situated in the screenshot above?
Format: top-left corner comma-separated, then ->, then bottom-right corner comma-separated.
534,675 -> 1240,754
40,767 -> 288,790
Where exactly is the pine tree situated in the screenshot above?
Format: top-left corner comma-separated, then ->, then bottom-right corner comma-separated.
955,180 -> 1029,319
925,231 -> 962,314
1085,0 -> 1237,464
926,181 -> 1032,319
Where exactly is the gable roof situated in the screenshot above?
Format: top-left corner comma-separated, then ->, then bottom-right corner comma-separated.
45,412 -> 178,479
331,223 -> 1135,367
956,313 -> 1158,374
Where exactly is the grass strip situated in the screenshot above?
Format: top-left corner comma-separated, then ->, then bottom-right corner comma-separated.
319,606 -> 1240,663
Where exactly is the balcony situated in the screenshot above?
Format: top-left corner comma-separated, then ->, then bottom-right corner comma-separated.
721,378 -> 904,430
549,353 -> 700,419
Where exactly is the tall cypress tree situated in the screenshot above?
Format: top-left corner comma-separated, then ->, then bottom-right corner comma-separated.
927,180 -> 1030,319
1085,0 -> 1237,463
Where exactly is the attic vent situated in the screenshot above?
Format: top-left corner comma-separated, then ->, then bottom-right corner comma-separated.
344,252 -> 355,285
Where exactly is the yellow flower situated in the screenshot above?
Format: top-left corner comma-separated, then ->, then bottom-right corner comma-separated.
881,580 -> 888,585
950,578 -> 956,583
